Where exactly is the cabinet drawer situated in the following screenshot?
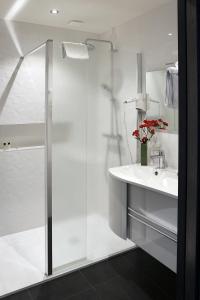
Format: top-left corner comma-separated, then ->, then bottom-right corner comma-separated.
128,213 -> 177,272
128,185 -> 177,233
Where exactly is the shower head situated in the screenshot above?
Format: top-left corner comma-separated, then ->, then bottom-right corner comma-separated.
62,38 -> 116,60
62,42 -> 89,59
62,41 -> 95,59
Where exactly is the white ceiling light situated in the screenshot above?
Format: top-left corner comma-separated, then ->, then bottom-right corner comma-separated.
50,9 -> 59,15
168,33 -> 173,36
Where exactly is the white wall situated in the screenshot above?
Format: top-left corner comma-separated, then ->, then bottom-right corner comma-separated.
101,0 -> 178,168
86,0 -> 178,219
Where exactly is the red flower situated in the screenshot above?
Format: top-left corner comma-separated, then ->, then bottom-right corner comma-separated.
142,119 -> 159,127
132,130 -> 139,137
152,120 -> 159,127
132,119 -> 168,144
150,129 -> 155,134
142,137 -> 148,144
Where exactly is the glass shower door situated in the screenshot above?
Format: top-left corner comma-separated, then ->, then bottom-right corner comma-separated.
52,42 -> 88,272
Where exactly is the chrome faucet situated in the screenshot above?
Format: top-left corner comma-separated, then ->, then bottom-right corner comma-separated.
150,150 -> 166,170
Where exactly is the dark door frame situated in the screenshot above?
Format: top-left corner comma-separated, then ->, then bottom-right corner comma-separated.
177,0 -> 200,299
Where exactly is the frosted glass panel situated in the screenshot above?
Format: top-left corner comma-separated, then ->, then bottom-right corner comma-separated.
52,53 -> 88,270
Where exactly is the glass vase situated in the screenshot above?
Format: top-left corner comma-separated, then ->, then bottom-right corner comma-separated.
141,143 -> 147,166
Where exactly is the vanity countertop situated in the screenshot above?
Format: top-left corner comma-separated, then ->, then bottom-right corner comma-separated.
109,164 -> 178,198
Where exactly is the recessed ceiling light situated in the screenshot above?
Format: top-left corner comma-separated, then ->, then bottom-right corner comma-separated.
68,20 -> 84,26
168,33 -> 173,36
50,9 -> 59,15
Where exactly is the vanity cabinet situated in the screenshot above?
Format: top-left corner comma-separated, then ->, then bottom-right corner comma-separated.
127,184 -> 177,272
109,166 -> 178,273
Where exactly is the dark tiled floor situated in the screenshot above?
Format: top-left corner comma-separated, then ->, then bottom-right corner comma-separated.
4,248 -> 176,300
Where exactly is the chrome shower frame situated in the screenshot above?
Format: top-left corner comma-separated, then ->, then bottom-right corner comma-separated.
22,39 -> 53,276
44,40 -> 53,276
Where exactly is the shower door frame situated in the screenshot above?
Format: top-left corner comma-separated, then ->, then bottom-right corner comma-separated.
24,39 -> 54,276
44,39 -> 53,276
23,38 -> 54,276
1,39 -> 54,288
10,39 -> 54,277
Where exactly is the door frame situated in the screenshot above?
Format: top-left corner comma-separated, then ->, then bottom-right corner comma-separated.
177,0 -> 200,299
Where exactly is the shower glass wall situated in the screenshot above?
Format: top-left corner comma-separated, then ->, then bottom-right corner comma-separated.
51,39 -> 133,273
52,42 -> 88,272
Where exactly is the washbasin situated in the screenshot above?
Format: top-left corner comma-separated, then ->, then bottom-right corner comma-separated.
162,177 -> 177,187
109,164 -> 178,198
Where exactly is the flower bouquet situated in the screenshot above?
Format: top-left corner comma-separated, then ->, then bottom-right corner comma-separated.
132,119 -> 168,165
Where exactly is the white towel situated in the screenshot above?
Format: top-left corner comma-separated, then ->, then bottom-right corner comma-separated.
165,64 -> 178,108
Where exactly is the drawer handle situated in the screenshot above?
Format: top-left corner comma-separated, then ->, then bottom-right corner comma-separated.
128,207 -> 177,236
128,213 -> 177,243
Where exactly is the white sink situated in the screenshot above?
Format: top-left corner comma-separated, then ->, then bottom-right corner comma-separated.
109,164 -> 178,198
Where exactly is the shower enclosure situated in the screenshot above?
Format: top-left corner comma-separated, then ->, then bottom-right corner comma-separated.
51,37 -> 131,274
0,37 -> 133,296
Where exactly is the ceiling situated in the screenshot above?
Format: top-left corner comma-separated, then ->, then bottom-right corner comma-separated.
0,0 -> 172,34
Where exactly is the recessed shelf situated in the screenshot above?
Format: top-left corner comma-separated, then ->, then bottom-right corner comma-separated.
0,145 -> 45,152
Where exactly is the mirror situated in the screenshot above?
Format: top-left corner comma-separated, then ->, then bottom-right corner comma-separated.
146,70 -> 178,133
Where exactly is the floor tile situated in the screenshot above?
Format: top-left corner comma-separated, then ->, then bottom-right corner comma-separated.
29,271 -> 91,300
80,260 -> 117,286
109,248 -> 176,299
117,273 -> 170,300
108,251 -> 136,276
3,290 -> 32,300
94,276 -> 131,300
131,250 -> 176,298
67,289 -> 100,300
6,248 -> 176,300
